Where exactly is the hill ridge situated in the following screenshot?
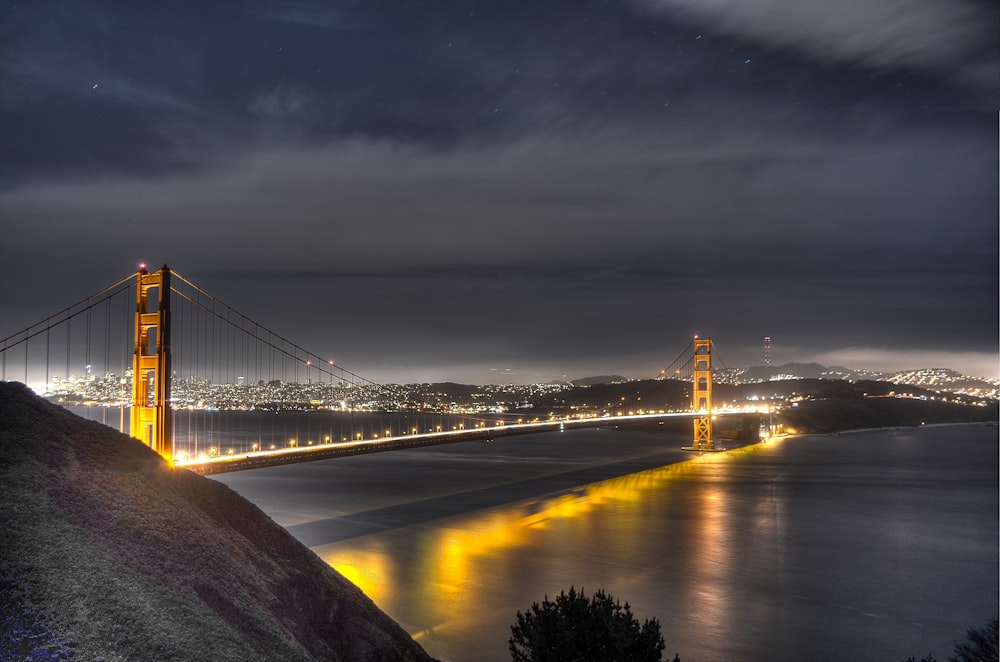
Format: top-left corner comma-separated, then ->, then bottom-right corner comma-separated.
0,381 -> 433,661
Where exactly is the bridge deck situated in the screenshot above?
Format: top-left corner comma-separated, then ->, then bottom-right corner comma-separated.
175,411 -> 756,475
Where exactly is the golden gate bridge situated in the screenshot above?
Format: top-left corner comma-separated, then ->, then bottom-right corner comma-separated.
0,265 -> 754,474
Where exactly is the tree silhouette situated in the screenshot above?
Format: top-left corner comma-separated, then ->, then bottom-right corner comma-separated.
508,587 -> 675,662
905,617 -> 998,662
951,617 -> 998,662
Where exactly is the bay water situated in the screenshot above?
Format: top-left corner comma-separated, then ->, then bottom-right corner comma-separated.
213,423 -> 998,662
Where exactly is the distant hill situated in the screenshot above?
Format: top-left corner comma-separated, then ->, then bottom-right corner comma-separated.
736,362 -> 831,381
569,375 -> 627,386
0,382 -> 433,661
777,398 -> 999,435
718,362 -> 999,400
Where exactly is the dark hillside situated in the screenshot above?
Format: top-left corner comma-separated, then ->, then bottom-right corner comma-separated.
777,397 -> 999,434
0,382 -> 434,661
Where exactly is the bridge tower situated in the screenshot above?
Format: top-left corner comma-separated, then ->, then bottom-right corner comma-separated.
690,336 -> 713,451
131,265 -> 173,463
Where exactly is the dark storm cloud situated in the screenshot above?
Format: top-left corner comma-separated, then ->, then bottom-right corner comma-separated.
0,0 -> 996,381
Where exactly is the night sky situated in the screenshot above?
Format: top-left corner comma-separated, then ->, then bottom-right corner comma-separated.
1,1 -> 997,383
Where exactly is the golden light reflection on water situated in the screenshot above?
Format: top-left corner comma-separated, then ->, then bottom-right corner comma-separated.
310,444 -> 794,660
315,451 -> 741,614
686,466 -> 729,626
320,548 -> 391,602
287,431 -> 995,662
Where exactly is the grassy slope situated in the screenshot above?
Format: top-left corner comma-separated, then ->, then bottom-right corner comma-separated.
0,382 -> 434,661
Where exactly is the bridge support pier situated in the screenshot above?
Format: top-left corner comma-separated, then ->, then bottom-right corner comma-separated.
131,265 -> 173,463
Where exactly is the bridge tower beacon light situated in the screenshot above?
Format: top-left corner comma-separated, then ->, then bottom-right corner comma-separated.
131,263 -> 173,463
691,335 -> 713,451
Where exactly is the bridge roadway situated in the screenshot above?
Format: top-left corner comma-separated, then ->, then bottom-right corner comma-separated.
176,410 -> 757,475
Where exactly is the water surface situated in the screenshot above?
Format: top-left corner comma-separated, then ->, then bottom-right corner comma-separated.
215,424 -> 998,662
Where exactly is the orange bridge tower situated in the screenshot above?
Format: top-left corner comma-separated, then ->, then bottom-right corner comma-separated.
684,336 -> 715,452
131,264 -> 173,462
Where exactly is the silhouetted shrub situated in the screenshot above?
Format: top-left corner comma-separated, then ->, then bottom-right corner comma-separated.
509,586 -> 675,662
952,617 -> 998,662
905,617 -> 998,662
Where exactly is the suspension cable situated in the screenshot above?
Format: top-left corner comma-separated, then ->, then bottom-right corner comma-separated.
0,273 -> 134,350
170,270 -> 380,389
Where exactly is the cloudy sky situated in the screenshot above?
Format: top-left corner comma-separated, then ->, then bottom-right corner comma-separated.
1,0 -> 997,383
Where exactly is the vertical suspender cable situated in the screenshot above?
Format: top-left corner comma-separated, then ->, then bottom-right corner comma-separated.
65,315 -> 71,381
86,306 -> 92,377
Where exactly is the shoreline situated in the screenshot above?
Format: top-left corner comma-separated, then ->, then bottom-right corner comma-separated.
827,420 -> 997,435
